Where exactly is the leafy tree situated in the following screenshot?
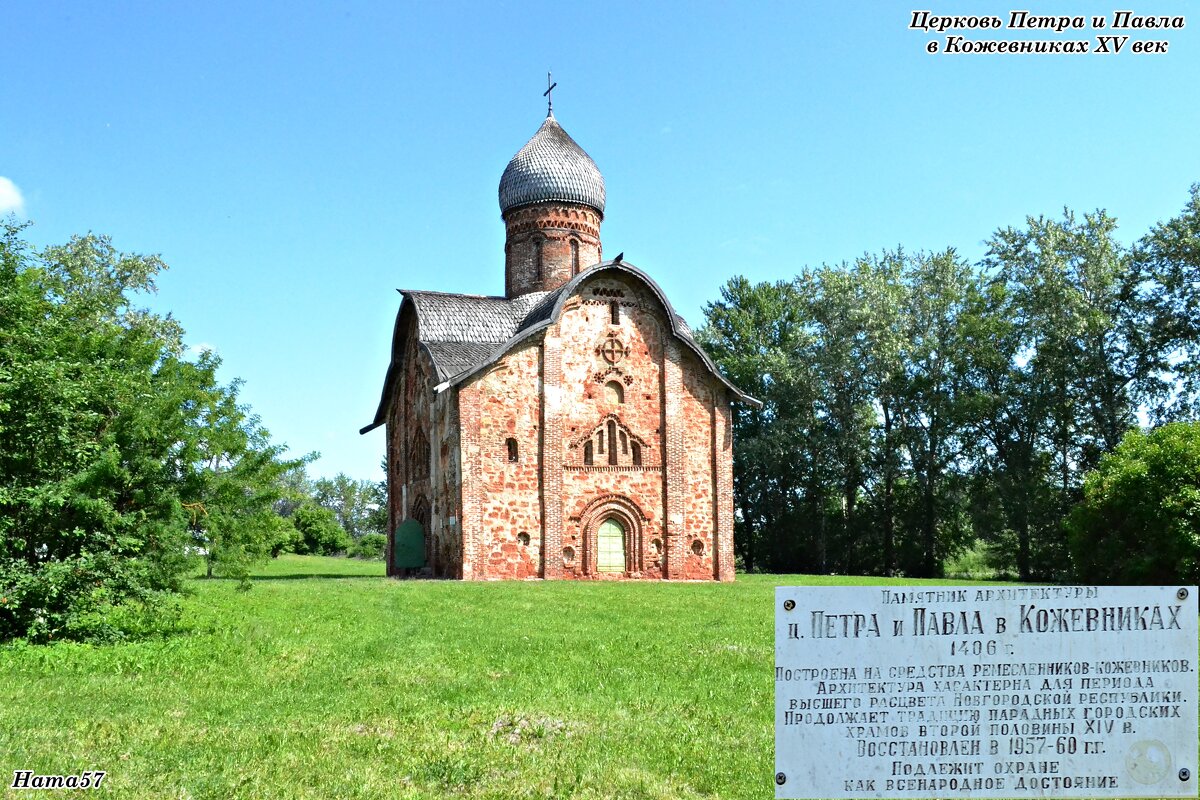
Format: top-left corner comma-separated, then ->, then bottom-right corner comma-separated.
312,472 -> 386,541
0,222 -> 297,641
0,225 -> 189,640
1067,422 -> 1200,584
176,363 -> 304,582
700,277 -> 819,573
1136,184 -> 1200,419
857,253 -> 908,576
697,191 -> 1200,582
801,264 -> 880,574
976,209 -> 1151,580
894,250 -> 979,577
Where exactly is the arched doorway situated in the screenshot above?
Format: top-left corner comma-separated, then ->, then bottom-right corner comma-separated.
597,518 -> 626,573
575,494 -> 647,576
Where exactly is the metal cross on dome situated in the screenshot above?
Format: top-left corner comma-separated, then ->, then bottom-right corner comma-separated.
544,71 -> 557,115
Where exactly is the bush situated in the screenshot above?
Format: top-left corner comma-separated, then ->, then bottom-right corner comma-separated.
1067,422 -> 1200,584
0,551 -> 185,643
351,533 -> 387,560
291,504 -> 351,555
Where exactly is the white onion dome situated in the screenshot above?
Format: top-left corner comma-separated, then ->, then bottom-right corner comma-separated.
498,113 -> 606,216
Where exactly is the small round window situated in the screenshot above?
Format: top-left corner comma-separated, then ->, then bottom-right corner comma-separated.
691,539 -> 705,556
563,546 -> 576,564
517,532 -> 530,546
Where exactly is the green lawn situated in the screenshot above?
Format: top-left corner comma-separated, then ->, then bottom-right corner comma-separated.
0,557 -> 996,799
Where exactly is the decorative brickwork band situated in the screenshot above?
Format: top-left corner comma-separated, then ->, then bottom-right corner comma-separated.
662,340 -> 686,579
715,399 -> 735,581
459,384 -> 482,580
504,202 -> 602,297
540,335 -> 565,578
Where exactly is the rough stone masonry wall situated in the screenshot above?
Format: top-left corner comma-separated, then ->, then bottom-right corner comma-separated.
471,341 -> 544,579
556,274 -> 667,579
714,397 -> 735,581
459,271 -> 734,581
681,354 -> 719,580
428,388 -> 462,578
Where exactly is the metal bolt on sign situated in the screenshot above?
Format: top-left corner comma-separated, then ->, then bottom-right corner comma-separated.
783,599 -> 795,611
1180,769 -> 1191,782
775,773 -> 787,786
1178,587 -> 1189,600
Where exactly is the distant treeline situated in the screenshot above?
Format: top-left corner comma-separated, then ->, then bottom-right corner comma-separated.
699,185 -> 1200,582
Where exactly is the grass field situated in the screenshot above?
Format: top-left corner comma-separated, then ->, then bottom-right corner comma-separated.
0,558 -> 1001,799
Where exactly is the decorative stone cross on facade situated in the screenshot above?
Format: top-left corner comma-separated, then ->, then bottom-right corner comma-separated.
544,71 -> 557,115
600,337 -> 626,364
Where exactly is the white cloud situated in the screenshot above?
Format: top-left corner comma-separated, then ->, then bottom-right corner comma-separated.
0,177 -> 24,215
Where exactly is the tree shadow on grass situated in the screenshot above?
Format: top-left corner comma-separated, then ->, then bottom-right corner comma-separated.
254,573 -> 386,581
195,573 -> 386,582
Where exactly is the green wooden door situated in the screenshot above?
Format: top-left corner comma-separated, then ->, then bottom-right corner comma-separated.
597,518 -> 625,573
393,519 -> 426,570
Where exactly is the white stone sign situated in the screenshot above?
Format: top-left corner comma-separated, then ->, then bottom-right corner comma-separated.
775,586 -> 1198,798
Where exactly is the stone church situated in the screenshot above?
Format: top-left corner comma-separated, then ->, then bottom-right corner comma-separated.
361,103 -> 757,581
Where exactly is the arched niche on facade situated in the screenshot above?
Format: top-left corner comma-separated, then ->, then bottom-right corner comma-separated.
410,494 -> 431,570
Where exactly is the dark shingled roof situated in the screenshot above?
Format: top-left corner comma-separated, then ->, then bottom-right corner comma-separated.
360,261 -> 760,434
401,290 -> 552,382
498,113 -> 606,216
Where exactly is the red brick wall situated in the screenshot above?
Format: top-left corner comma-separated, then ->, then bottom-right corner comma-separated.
473,342 -> 543,579
503,202 -> 602,297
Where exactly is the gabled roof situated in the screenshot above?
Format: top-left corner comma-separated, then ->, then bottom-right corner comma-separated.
360,260 -> 760,434
397,289 -> 553,382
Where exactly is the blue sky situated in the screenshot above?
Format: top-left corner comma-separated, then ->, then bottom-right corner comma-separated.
4,1 -> 1198,482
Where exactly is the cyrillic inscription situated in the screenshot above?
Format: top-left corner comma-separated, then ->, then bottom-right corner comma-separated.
775,586 -> 1197,798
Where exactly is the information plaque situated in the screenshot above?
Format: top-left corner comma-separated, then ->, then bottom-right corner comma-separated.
775,586 -> 1198,798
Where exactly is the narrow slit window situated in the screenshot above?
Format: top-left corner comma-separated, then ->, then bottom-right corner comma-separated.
534,239 -> 543,281
631,442 -> 642,466
607,421 -> 618,465
620,431 -> 628,454
506,438 -> 518,462
584,441 -> 594,466
610,301 -> 620,325
597,430 -> 604,454
570,239 -> 580,275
